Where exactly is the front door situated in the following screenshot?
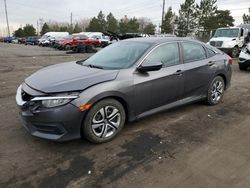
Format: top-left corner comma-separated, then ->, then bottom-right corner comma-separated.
134,42 -> 185,116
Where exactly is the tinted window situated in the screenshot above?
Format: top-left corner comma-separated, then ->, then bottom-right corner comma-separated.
206,48 -> 216,57
182,42 -> 206,62
145,43 -> 180,67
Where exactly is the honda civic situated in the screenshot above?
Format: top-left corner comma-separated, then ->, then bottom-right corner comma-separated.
16,37 -> 232,143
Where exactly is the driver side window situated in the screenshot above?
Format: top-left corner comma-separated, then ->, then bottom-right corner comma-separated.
144,43 -> 180,67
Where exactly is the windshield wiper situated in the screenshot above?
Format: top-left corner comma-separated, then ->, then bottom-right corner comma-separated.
76,57 -> 89,65
85,64 -> 103,69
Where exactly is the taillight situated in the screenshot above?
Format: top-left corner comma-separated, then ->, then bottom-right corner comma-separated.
228,56 -> 233,65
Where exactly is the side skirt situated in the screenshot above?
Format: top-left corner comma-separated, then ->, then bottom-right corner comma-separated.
136,95 -> 206,120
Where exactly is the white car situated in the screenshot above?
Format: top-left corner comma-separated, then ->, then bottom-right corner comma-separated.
39,32 -> 69,46
80,32 -> 112,47
238,43 -> 250,70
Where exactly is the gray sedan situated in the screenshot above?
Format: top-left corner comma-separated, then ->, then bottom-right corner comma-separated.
16,37 -> 232,143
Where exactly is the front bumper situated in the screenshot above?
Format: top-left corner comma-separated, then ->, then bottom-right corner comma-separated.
16,85 -> 85,141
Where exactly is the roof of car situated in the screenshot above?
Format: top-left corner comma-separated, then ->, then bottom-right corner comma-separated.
124,37 -> 201,44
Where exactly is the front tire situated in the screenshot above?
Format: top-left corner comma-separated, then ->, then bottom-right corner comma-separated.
231,46 -> 239,58
64,44 -> 71,51
82,99 -> 126,143
206,76 -> 225,105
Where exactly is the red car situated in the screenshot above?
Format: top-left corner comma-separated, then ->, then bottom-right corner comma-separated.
59,35 -> 100,50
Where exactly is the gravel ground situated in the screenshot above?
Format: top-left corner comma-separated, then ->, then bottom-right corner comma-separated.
0,43 -> 250,188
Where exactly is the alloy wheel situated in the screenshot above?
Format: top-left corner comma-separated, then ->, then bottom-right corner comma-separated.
211,80 -> 224,102
91,106 -> 121,138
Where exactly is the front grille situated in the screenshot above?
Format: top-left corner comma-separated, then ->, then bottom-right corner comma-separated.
239,58 -> 246,61
21,90 -> 33,101
210,41 -> 223,47
32,124 -> 65,135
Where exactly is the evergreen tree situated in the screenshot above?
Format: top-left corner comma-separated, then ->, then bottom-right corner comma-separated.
207,10 -> 234,30
13,28 -> 24,37
86,11 -> 106,32
143,23 -> 156,34
40,23 -> 50,35
176,0 -> 196,37
97,11 -> 106,32
106,13 -> 118,33
22,24 -> 36,36
196,0 -> 217,32
86,17 -> 101,32
119,17 -> 139,33
162,7 -> 175,34
73,23 -> 82,33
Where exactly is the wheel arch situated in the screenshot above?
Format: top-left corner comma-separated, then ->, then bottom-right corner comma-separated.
216,73 -> 227,89
79,92 -> 134,138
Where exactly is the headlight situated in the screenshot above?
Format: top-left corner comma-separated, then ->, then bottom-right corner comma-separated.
31,93 -> 79,108
223,42 -> 235,48
41,98 -> 72,108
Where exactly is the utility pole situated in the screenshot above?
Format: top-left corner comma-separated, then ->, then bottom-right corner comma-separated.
161,0 -> 165,33
70,12 -> 73,29
37,20 -> 39,35
4,0 -> 10,37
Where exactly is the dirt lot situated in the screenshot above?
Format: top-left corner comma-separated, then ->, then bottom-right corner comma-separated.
0,43 -> 250,188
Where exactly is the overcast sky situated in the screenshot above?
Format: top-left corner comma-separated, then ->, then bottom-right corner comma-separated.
0,0 -> 249,36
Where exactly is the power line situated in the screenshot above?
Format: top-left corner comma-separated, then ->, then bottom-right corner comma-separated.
4,0 -> 10,37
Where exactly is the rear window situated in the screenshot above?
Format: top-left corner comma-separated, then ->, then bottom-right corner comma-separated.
182,42 -> 206,63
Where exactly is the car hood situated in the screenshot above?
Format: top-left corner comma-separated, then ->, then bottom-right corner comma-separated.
210,37 -> 236,42
25,61 -> 119,93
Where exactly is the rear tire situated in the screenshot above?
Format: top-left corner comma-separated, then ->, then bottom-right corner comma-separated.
82,99 -> 126,143
239,64 -> 248,71
206,76 -> 225,105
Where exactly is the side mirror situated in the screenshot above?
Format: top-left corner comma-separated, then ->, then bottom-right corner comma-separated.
137,61 -> 163,72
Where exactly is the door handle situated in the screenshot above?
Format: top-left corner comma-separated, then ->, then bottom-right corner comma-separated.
207,61 -> 215,66
174,70 -> 184,76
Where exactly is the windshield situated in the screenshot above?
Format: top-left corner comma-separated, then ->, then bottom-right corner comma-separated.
214,28 -> 239,38
83,41 -> 151,69
64,35 -> 73,40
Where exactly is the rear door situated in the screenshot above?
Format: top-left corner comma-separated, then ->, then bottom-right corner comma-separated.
134,42 -> 185,115
181,42 -> 217,99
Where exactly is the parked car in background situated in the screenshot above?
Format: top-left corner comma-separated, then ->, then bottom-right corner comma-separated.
85,32 -> 112,47
238,43 -> 250,70
16,37 -> 232,143
11,38 -> 19,44
3,37 -> 15,43
58,34 -> 100,50
39,32 -> 69,46
18,37 -> 26,44
25,36 -> 40,45
208,27 -> 249,57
